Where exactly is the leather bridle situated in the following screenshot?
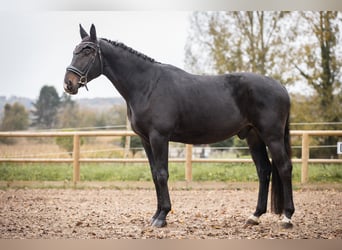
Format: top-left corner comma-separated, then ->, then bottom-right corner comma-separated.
66,41 -> 103,91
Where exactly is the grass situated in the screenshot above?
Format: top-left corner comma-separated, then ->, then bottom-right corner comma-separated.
0,162 -> 341,183
1,139 -> 341,184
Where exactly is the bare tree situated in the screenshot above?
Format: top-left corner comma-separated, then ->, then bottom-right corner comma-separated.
185,11 -> 293,83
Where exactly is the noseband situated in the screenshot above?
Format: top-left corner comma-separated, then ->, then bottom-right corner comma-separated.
66,41 -> 103,91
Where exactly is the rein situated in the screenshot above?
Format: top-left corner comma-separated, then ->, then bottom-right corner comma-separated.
66,41 -> 103,91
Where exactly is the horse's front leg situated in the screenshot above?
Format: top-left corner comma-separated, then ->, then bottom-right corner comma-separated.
148,131 -> 171,228
141,139 -> 162,224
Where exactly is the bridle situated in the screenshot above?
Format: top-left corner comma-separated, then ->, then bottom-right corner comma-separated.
66,40 -> 103,91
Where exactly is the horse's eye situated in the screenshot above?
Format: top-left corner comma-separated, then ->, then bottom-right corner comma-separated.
83,48 -> 91,55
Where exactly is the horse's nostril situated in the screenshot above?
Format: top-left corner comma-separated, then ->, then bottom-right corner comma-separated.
67,80 -> 73,90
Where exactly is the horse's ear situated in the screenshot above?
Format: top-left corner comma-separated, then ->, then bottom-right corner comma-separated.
90,24 -> 97,41
80,24 -> 89,39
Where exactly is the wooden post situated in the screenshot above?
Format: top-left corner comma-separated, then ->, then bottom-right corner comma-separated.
73,134 -> 81,184
124,117 -> 131,158
185,144 -> 193,182
301,133 -> 310,184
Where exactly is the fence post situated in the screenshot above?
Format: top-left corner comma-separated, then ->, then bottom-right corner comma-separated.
185,144 -> 193,182
124,117 -> 131,158
73,134 -> 81,184
301,133 -> 309,184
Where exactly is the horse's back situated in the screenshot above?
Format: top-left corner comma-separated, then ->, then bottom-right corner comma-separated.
170,70 -> 290,118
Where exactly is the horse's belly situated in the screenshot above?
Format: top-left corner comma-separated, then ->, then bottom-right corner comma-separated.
170,119 -> 245,145
170,132 -> 235,144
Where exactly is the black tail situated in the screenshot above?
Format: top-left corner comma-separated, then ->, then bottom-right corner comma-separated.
271,163 -> 284,214
271,113 -> 291,214
284,113 -> 292,159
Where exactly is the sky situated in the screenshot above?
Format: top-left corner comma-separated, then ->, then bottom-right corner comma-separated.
0,11 -> 191,99
1,2 -> 341,100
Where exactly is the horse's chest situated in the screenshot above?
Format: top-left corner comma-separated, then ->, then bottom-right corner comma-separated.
129,108 -> 152,136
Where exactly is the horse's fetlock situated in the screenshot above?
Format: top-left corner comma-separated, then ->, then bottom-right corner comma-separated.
162,205 -> 171,213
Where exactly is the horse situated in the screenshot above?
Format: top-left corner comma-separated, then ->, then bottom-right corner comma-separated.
64,24 -> 295,229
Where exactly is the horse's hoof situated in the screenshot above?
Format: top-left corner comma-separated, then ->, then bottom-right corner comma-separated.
151,218 -> 167,228
279,221 -> 293,229
279,216 -> 293,229
150,217 -> 157,225
245,215 -> 260,226
245,219 -> 259,226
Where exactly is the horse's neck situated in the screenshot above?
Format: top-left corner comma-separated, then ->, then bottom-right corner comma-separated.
100,40 -> 157,102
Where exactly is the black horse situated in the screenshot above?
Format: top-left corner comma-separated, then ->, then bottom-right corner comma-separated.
64,24 -> 294,229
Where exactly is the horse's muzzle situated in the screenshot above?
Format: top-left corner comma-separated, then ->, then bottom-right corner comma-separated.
64,72 -> 80,95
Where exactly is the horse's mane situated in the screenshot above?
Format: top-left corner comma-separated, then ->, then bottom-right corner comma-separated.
101,38 -> 159,63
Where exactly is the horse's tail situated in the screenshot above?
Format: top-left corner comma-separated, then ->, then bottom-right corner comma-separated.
284,112 -> 292,160
271,113 -> 291,214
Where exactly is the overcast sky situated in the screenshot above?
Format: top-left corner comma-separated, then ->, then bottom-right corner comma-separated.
0,11 -> 191,99
1,4 -> 342,100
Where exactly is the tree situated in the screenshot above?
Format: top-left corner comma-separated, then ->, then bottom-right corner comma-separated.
185,11 -> 293,83
0,102 -> 29,144
56,93 -> 79,129
0,102 -> 29,131
32,85 -> 60,129
292,11 -> 342,157
293,11 -> 341,124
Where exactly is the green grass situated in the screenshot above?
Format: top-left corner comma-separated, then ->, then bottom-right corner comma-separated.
0,163 -> 73,182
0,162 -> 341,183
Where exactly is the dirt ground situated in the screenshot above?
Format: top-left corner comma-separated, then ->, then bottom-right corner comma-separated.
0,186 -> 341,239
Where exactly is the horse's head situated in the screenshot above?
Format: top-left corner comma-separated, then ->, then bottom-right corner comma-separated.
64,24 -> 103,95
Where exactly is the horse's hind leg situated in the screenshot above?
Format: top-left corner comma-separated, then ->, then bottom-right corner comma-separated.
245,129 -> 272,225
265,134 -> 295,228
